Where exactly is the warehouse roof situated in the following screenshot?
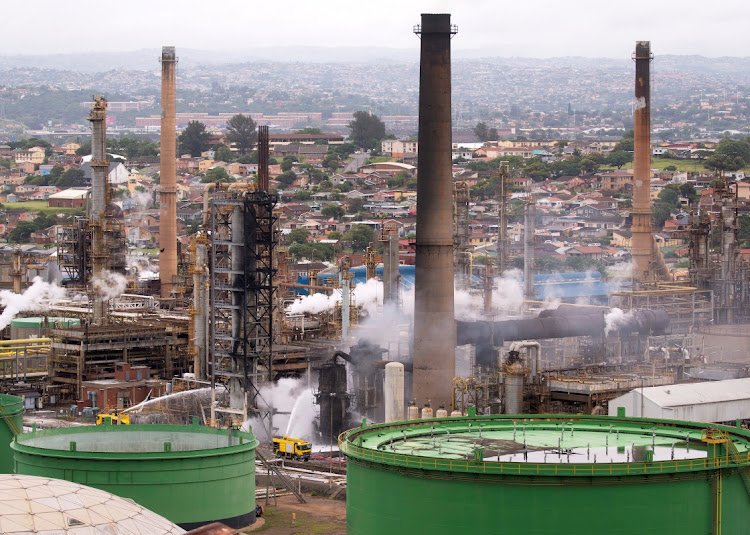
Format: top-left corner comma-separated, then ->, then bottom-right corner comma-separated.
640,378 -> 750,408
49,187 -> 89,200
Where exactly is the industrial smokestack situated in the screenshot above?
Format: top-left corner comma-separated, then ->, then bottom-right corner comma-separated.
523,196 -> 535,302
257,125 -> 269,192
88,96 -> 108,324
413,14 -> 457,411
631,41 -> 655,284
159,46 -> 178,298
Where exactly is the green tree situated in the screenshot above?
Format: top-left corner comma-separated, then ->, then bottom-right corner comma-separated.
345,224 -> 377,251
213,144 -> 234,162
658,184 -> 681,208
705,152 -> 744,173
8,222 -> 37,243
295,127 -> 323,135
613,130 -> 634,152
202,166 -> 233,183
55,168 -> 86,188
276,170 -> 297,188
178,121 -> 210,157
294,190 -> 312,201
605,150 -> 633,170
347,198 -> 365,214
678,183 -> 699,205
328,231 -> 343,241
322,153 -> 340,172
286,228 -> 311,245
281,156 -> 298,172
348,111 -> 386,150
321,204 -> 345,220
473,122 -> 489,141
225,114 -> 257,155
652,202 -> 674,229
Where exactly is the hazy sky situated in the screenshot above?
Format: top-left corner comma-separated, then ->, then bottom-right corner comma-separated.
6,0 -> 750,58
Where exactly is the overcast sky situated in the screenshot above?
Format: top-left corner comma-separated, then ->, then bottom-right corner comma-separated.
6,0 -> 750,58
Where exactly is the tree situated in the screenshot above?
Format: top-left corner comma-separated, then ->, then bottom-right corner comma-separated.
55,168 -> 86,188
323,153 -> 340,172
345,224 -> 377,251
658,184 -> 681,208
295,127 -> 323,135
179,121 -> 210,157
293,190 -> 312,201
473,122 -> 489,142
328,231 -> 343,241
679,183 -> 699,205
605,150 -> 633,170
202,167 -> 233,183
286,228 -> 311,245
281,156 -> 298,172
705,153 -> 744,173
321,204 -> 345,220
225,114 -> 257,155
213,144 -> 234,162
347,198 -> 365,214
613,130 -> 634,152
276,170 -> 297,188
348,111 -> 385,150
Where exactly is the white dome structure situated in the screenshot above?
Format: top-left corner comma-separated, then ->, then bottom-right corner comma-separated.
0,474 -> 184,534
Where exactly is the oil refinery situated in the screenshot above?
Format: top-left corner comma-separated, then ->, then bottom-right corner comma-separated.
1,10 -> 750,535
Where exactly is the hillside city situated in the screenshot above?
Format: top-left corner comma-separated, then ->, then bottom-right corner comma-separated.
1,54 -> 750,279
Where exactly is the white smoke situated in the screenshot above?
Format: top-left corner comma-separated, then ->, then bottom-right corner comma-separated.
130,189 -> 153,210
92,270 -> 127,300
286,278 -> 382,316
243,378 -> 319,444
0,277 -> 66,331
492,268 -> 525,313
604,307 -> 633,337
608,261 -> 633,280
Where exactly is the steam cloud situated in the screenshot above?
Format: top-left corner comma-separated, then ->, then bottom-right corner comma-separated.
130,189 -> 153,210
92,270 -> 127,300
0,277 -> 66,331
604,307 -> 633,337
243,378 -> 318,444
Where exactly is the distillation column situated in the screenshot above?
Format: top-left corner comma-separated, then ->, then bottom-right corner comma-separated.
523,196 -> 535,302
413,14 -> 457,411
159,46 -> 178,298
88,97 -> 109,325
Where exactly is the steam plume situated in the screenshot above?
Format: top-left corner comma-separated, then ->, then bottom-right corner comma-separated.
0,277 -> 66,330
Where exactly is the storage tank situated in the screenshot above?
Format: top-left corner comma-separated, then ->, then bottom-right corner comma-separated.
407,403 -> 419,420
0,394 -> 23,473
385,362 -> 404,423
10,316 -> 80,339
503,369 -> 524,414
11,420 -> 258,529
341,413 -> 750,535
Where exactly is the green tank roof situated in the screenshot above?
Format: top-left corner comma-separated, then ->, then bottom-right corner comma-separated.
10,317 -> 81,328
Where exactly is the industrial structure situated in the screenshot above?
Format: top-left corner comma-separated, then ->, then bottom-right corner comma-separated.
413,13 -> 457,412
159,46 -> 178,300
12,422 -> 259,529
342,413 -> 750,535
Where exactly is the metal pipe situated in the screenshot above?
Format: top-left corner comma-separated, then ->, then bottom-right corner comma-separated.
202,183 -> 216,226
159,46 -> 178,298
457,310 -> 670,346
413,13 -> 457,411
523,196 -> 535,301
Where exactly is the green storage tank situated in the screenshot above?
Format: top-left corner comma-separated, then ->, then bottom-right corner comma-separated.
0,394 -> 23,473
341,414 -> 750,535
12,420 -> 258,530
10,316 -> 81,339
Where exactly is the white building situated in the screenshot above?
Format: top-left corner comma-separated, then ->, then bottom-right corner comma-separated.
608,378 -> 750,423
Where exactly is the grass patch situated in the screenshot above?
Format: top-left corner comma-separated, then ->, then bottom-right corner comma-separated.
249,507 -> 344,534
3,201 -> 84,215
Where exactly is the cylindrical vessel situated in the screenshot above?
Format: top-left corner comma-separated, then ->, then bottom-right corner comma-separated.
342,414 -> 750,535
421,407 -> 433,419
435,408 -> 448,418
407,405 -> 419,420
0,394 -> 23,473
413,13 -> 457,411
385,362 -> 405,423
450,410 -> 462,417
12,422 -> 258,530
503,373 -> 524,414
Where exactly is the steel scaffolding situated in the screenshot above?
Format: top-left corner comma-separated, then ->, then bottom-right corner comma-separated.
210,188 -> 278,421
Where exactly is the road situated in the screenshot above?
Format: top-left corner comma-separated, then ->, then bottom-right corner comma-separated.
342,153 -> 367,173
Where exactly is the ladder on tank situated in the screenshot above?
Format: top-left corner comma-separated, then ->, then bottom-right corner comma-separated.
0,403 -> 21,436
703,428 -> 750,500
255,449 -> 307,504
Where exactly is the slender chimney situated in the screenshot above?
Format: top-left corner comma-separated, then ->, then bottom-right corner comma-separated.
88,96 -> 108,324
631,41 -> 653,284
258,125 -> 269,192
159,46 -> 178,298
413,14 -> 457,411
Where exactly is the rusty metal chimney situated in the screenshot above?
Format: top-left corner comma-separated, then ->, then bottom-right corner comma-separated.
88,96 -> 108,324
257,125 -> 269,192
159,46 -> 178,298
631,41 -> 654,284
413,14 -> 457,411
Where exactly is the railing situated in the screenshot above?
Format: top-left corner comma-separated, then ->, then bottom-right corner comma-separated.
339,438 -> 750,478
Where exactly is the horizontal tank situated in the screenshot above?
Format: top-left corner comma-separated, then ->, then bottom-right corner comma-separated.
12,420 -> 258,530
0,394 -> 23,473
341,413 -> 750,535
10,316 -> 80,339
